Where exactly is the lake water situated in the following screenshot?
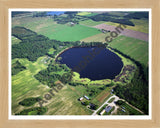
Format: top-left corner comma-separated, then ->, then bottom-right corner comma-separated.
57,47 -> 123,80
47,11 -> 65,16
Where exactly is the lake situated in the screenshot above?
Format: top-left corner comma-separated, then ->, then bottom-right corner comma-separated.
47,11 -> 65,16
57,47 -> 123,80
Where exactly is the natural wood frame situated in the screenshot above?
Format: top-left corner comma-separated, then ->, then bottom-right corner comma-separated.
0,0 -> 160,127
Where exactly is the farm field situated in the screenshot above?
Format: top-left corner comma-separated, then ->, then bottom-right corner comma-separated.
12,56 -> 49,114
77,12 -> 91,16
93,23 -> 148,41
12,56 -> 93,115
12,16 -> 101,41
109,35 -> 148,66
11,11 -> 149,116
105,19 -> 148,33
81,33 -> 110,43
43,24 -> 101,41
79,19 -> 105,26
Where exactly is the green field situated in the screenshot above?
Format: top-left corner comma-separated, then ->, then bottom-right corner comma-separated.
79,19 -> 105,26
11,12 -> 149,116
84,13 -> 98,17
12,56 -> 93,115
12,57 -> 49,114
43,24 -> 101,41
12,16 -> 101,41
109,35 -> 148,66
81,33 -> 110,43
12,36 -> 21,45
77,12 -> 91,16
105,18 -> 148,33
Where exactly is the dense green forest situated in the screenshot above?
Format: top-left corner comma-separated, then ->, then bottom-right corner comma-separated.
53,14 -> 87,24
34,60 -> 72,87
89,12 -> 148,26
12,11 -> 32,17
124,12 -> 149,19
113,65 -> 148,114
12,60 -> 26,75
19,97 -> 42,106
15,107 -> 47,115
12,26 -> 106,61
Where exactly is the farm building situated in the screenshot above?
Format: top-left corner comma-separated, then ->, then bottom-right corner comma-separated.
84,95 -> 89,100
79,97 -> 83,101
105,106 -> 112,113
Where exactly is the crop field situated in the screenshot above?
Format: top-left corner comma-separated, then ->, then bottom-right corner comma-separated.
79,19 -> 105,26
45,85 -> 93,115
12,57 -> 49,114
11,11 -> 149,116
109,35 -> 148,66
12,56 -> 93,115
43,24 -> 101,41
81,33 -> 110,43
12,16 -> 101,41
12,36 -> 21,45
93,23 -> 148,42
105,19 -> 149,33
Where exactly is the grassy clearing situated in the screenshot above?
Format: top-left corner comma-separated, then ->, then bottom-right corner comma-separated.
109,35 -> 148,66
11,57 -> 49,114
79,19 -> 105,26
12,36 -> 21,45
77,12 -> 91,16
44,85 -> 93,115
12,57 -> 93,115
85,13 -> 98,17
105,18 -> 148,33
48,48 -> 55,54
81,33 -> 110,43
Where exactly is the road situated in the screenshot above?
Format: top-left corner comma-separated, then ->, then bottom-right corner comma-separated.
92,95 -> 119,116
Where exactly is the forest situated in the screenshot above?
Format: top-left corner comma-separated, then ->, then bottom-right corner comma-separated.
12,60 -> 26,75
34,60 -> 72,87
19,97 -> 42,106
15,107 -> 47,115
107,47 -> 148,114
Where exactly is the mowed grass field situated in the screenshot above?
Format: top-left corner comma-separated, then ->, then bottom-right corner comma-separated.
105,18 -> 149,33
77,12 -> 91,16
12,57 -> 49,114
109,35 -> 148,66
79,19 -> 105,26
44,24 -> 101,41
12,16 -> 101,41
81,33 -> 110,43
12,56 -> 93,115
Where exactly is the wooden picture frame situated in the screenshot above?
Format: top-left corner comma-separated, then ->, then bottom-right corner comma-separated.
0,0 -> 160,127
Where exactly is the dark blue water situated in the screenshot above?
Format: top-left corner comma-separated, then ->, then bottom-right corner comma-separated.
57,47 -> 123,80
47,11 -> 65,16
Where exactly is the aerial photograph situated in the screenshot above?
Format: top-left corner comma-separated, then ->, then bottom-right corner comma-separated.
11,10 -> 149,116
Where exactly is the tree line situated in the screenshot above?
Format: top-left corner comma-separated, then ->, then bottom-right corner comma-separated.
12,60 -> 26,75
109,47 -> 149,114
